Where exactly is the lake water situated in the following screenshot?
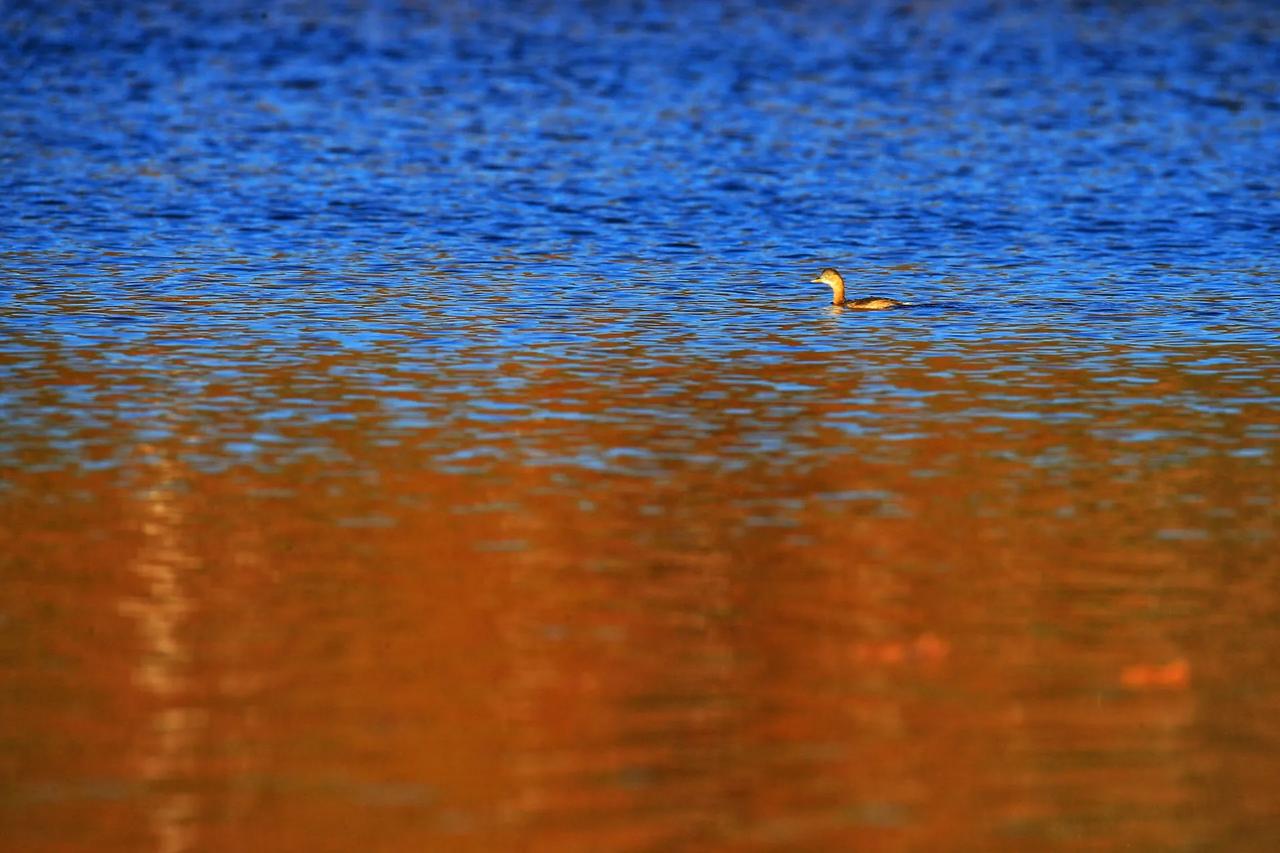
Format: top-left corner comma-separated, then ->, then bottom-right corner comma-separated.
2,0 -> 1279,850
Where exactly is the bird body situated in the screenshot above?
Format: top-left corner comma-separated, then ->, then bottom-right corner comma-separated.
811,268 -> 907,309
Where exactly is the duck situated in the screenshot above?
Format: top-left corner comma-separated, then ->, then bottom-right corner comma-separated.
811,268 -> 907,310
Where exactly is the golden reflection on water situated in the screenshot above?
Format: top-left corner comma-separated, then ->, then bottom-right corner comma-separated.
1,338 -> 1277,851
120,448 -> 200,853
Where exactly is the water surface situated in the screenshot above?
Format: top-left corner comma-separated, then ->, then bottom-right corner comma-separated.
2,1 -> 1279,850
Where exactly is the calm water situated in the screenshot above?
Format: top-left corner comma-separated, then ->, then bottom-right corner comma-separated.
3,0 -> 1280,850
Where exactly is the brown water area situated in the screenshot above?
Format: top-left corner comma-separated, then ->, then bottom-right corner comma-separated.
3,327 -> 1278,851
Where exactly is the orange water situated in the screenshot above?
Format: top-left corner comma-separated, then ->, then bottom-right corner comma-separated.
3,336 -> 1277,851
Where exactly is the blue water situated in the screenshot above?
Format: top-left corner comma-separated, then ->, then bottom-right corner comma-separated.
3,0 -> 1278,470
5,1 -> 1279,309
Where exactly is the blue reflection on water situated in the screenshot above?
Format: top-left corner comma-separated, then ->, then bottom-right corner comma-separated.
1,0 -> 1278,470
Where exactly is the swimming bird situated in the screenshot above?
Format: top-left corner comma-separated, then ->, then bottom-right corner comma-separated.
811,268 -> 907,310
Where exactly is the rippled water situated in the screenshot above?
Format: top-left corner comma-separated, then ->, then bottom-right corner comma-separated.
3,1 -> 1279,850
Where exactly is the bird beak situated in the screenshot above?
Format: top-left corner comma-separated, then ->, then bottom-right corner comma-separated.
809,278 -> 823,284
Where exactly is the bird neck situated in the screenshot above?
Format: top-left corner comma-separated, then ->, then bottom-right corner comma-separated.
830,281 -> 845,305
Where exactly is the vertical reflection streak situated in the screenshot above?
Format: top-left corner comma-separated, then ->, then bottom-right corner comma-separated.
117,446 -> 202,853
